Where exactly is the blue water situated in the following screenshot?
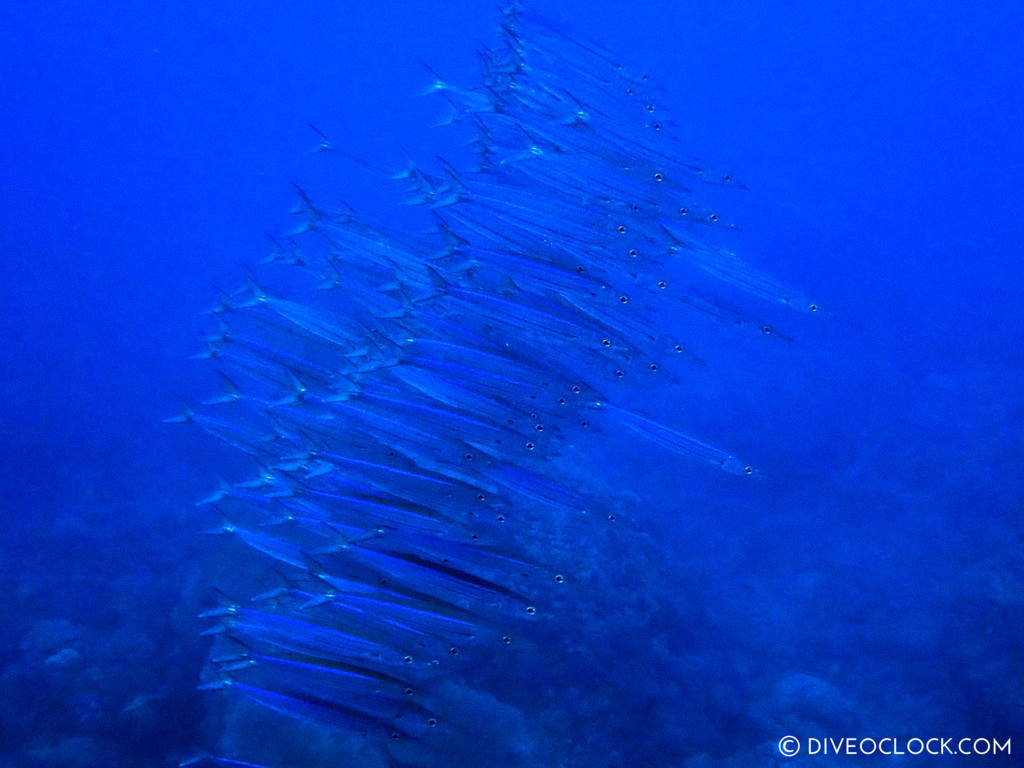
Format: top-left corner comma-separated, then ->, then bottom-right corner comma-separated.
2,1 -> 1022,766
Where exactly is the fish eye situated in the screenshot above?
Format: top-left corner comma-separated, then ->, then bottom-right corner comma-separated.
576,265 -> 585,272
449,647 -> 459,655
674,344 -> 684,353
652,122 -> 662,130
722,174 -> 732,181
554,574 -> 565,583
648,363 -> 658,371
404,688 -> 414,696
428,718 -> 438,727
761,326 -> 774,335
626,87 -> 634,95
809,303 -> 819,312
525,606 -> 537,615
390,732 -> 401,741
709,213 -> 719,222
628,248 -> 638,257
607,513 -> 617,521
464,452 -> 473,460
534,424 -> 544,431
477,493 -> 486,501
744,466 -> 754,475
657,280 -> 667,289
502,635 -> 512,644
496,514 -> 506,522
525,442 -> 535,450
403,655 -> 413,664
678,207 -> 688,215
653,172 -> 664,182
601,338 -> 611,347
616,225 -> 627,234
618,295 -> 629,304
571,385 -> 581,394
614,369 -> 625,377
646,104 -> 655,113
641,72 -> 649,80
558,397 -> 566,404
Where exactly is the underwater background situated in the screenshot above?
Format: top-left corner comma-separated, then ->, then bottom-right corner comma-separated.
2,1 -> 1022,766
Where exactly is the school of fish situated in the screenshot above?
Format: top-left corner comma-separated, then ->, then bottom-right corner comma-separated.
171,5 -> 817,766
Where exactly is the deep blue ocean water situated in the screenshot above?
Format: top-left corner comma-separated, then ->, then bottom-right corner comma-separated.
2,1 -> 1022,766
